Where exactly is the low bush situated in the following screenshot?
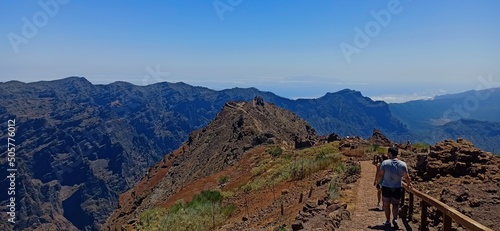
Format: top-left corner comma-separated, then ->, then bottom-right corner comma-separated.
267,146 -> 283,158
328,176 -> 341,200
243,143 -> 341,191
412,142 -> 430,152
346,164 -> 361,177
138,190 -> 235,231
219,175 -> 229,185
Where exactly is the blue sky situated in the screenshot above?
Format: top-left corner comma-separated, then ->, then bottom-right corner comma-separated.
1,0 -> 499,101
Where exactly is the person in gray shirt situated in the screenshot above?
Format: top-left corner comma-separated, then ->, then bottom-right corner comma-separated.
375,147 -> 412,229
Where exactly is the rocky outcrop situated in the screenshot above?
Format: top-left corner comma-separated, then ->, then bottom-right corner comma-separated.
293,199 -> 350,231
339,136 -> 370,151
291,160 -> 359,231
409,138 -> 500,230
368,128 -> 393,147
415,138 -> 499,181
318,133 -> 341,144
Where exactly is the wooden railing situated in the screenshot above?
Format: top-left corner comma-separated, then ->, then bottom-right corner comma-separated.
400,183 -> 493,231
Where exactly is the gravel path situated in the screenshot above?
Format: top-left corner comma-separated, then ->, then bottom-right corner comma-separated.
341,161 -> 418,231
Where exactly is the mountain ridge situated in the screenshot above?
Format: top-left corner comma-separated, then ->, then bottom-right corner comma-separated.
104,97 -> 320,229
1,76 -> 498,230
0,77 -> 405,230
389,87 -> 500,152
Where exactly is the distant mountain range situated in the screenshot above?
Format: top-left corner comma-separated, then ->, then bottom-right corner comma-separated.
389,87 -> 500,152
0,77 -> 498,230
389,88 -> 500,130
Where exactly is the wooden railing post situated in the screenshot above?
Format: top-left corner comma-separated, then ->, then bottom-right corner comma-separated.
281,202 -> 284,216
401,188 -> 406,206
421,200 -> 428,230
408,193 -> 414,221
443,214 -> 452,231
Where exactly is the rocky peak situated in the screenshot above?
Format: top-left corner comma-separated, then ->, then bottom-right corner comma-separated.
253,95 -> 265,106
368,128 -> 393,146
105,99 -> 319,229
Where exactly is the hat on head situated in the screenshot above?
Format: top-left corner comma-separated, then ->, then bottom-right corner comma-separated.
388,147 -> 399,156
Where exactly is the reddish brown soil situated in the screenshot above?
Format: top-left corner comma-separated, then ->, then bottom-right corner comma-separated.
160,146 -> 264,209
158,145 -> 347,230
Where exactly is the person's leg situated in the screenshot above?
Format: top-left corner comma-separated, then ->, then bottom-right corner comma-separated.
377,187 -> 381,205
392,199 -> 399,229
383,200 -> 391,221
391,188 -> 403,228
381,187 -> 392,223
391,200 -> 399,220
391,200 -> 400,229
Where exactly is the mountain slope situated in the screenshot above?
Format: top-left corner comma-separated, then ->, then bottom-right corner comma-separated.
0,77 -> 232,230
104,97 -> 319,229
290,89 -> 407,139
389,88 -> 500,152
389,87 -> 500,131
418,119 -> 500,153
0,77 -> 415,230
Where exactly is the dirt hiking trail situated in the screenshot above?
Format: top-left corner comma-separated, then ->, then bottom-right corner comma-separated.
341,161 -> 418,231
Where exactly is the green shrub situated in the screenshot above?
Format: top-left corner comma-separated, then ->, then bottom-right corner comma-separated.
412,142 -> 430,152
188,190 -> 224,206
274,226 -> 288,231
139,207 -> 167,230
220,204 -> 237,217
375,146 -> 387,155
219,175 -> 229,185
220,190 -> 234,198
365,144 -> 380,152
268,146 -> 283,158
335,162 -> 345,175
243,143 -> 342,192
290,160 -> 306,180
241,184 -> 252,193
168,200 -> 185,213
138,190 -> 235,231
346,165 -> 361,177
328,177 -> 340,200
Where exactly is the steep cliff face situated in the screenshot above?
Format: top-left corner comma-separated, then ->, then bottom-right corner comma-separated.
0,77 -> 227,230
0,78 -> 119,230
104,97 -> 318,229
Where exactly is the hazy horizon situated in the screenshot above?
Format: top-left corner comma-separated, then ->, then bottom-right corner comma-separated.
1,1 -> 499,102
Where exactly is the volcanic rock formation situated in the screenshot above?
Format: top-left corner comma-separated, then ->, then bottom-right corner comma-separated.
104,97 -> 319,229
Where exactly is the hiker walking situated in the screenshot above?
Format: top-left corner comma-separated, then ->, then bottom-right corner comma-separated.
375,147 -> 412,229
373,154 -> 388,210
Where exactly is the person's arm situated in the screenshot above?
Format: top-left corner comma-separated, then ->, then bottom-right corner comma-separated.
375,166 -> 384,186
403,168 -> 412,188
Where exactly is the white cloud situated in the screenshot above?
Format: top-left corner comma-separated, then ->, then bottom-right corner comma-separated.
370,94 -> 434,103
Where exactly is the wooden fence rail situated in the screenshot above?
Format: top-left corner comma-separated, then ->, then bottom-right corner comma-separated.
400,183 -> 493,231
